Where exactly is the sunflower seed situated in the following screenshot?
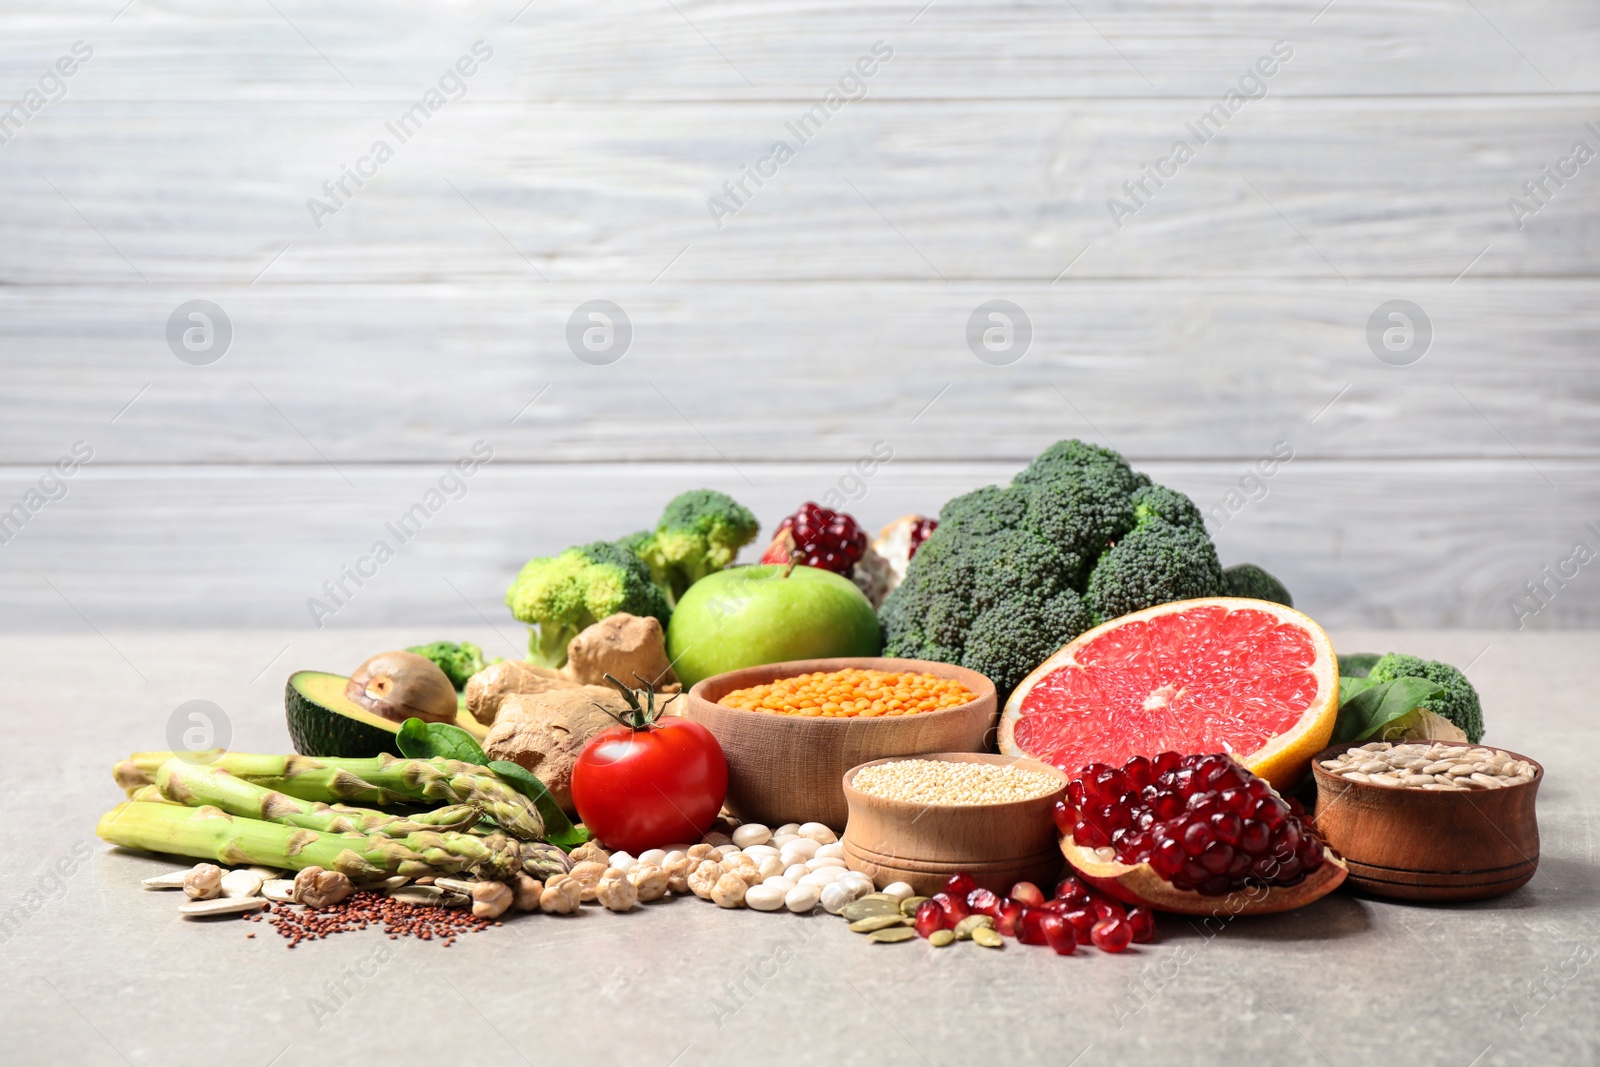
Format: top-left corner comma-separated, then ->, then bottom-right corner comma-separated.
220,870 -> 264,898
179,896 -> 266,919
262,879 -> 298,903
141,870 -> 192,890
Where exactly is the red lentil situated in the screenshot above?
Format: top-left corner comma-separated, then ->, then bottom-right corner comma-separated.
720,668 -> 976,718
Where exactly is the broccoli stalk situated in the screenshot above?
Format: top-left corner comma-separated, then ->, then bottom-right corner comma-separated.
505,541 -> 672,669
632,489 -> 760,605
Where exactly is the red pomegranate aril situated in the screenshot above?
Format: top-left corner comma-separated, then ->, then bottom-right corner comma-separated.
1092,899 -> 1125,921
1074,819 -> 1111,849
1123,754 -> 1154,789
1062,907 -> 1096,938
1010,881 -> 1045,907
1091,916 -> 1132,953
996,900 -> 1024,937
1052,799 -> 1077,835
1126,905 -> 1156,943
1239,819 -> 1272,854
1199,841 -> 1234,875
1180,820 -> 1214,857
1210,812 -> 1243,846
1150,838 -> 1185,878
914,900 -> 947,938
944,873 -> 978,899
930,891 -> 969,925
1016,906 -> 1049,945
1040,913 -> 1078,955
1054,875 -> 1089,902
966,888 -> 1002,917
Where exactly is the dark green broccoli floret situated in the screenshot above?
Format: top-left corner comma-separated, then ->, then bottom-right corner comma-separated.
404,641 -> 489,690
633,489 -> 760,604
937,484 -> 1029,538
1086,518 -> 1227,622
1366,653 -> 1484,743
1224,562 -> 1293,607
506,540 -> 671,668
961,590 -> 1094,696
1131,484 -> 1206,530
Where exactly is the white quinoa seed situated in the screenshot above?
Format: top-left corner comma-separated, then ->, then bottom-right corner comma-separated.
851,759 -> 1060,806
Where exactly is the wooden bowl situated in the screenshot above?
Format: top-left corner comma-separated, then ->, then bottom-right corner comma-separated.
683,657 -> 997,830
840,752 -> 1067,895
1311,741 -> 1542,901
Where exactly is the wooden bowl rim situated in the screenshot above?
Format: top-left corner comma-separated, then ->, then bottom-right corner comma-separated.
685,656 -> 997,731
1311,740 -> 1543,797
841,751 -> 1068,815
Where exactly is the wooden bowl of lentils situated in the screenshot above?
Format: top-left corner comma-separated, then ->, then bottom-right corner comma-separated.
1311,740 -> 1542,901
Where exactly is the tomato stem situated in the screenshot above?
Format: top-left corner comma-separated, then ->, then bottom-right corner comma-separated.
594,673 -> 680,732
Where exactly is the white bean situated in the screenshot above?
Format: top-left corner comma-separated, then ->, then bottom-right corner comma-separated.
740,844 -> 781,860
711,844 -> 741,860
798,822 -> 837,845
608,852 -> 636,874
762,876 -> 797,893
637,849 -> 667,867
806,856 -> 847,872
662,851 -> 687,869
756,856 -> 786,880
776,823 -> 801,837
799,868 -> 845,887
814,843 -> 845,860
820,879 -> 867,914
881,882 -> 914,902
745,884 -> 786,911
783,863 -> 809,881
783,838 -> 821,860
770,834 -> 799,849
785,883 -> 820,913
732,824 -> 773,849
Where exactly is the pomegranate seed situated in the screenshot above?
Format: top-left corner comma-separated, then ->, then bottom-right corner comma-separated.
1052,799 -> 1077,835
913,901 -> 946,938
1016,907 -> 1049,945
1054,876 -> 1090,903
944,873 -> 977,899
930,892 -> 969,925
1062,907 -> 1096,938
996,900 -> 1024,938
966,888 -> 1001,917
1010,881 -> 1045,907
1092,899 -> 1125,921
765,503 -> 868,577
906,517 -> 939,557
1090,917 -> 1132,952
1126,905 -> 1156,943
1040,913 -> 1077,955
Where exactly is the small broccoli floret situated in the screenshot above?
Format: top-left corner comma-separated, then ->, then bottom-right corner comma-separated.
1224,562 -> 1293,607
937,485 -> 1029,538
633,489 -> 760,604
1366,653 -> 1484,743
505,540 -> 671,668
1086,519 -> 1227,622
404,641 -> 489,690
961,589 -> 1094,696
1130,484 -> 1206,530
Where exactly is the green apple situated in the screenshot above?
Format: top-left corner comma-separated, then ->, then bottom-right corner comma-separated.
667,564 -> 883,687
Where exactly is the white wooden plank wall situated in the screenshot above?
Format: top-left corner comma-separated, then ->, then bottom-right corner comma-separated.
0,0 -> 1595,633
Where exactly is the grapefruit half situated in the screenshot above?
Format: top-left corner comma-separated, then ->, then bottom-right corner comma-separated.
997,598 -> 1338,790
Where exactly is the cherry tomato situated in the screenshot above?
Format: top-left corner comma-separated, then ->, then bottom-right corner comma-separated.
570,717 -> 728,854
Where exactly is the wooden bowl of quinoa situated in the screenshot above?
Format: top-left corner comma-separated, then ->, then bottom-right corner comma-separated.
683,657 -> 997,831
840,752 -> 1068,895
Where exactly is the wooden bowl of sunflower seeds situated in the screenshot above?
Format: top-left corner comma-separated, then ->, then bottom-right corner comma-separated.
1311,740 -> 1542,901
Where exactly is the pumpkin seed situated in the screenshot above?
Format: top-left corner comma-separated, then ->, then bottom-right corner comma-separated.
953,914 -> 995,940
900,895 -> 929,917
972,927 -> 1004,948
928,929 -> 955,947
841,897 -> 902,922
850,913 -> 911,933
866,927 -> 916,943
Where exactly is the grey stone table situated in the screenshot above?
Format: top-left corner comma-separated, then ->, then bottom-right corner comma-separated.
2,628 -> 1595,1067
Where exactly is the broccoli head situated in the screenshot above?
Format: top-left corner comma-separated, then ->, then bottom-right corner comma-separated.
505,540 -> 671,668
1365,653 -> 1484,743
404,641 -> 489,690
881,438 -> 1283,699
1223,562 -> 1293,607
633,489 -> 760,604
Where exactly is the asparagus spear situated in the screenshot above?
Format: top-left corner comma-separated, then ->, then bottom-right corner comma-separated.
118,751 -> 544,841
97,802 -> 524,882
154,759 -> 478,835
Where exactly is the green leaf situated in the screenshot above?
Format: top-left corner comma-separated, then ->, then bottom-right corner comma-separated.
1337,652 -> 1383,679
395,718 -> 489,764
488,760 -> 590,850
1332,677 -> 1447,744
1339,675 -> 1376,700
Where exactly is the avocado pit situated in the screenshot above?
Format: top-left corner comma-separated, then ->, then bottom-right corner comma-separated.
345,651 -> 458,725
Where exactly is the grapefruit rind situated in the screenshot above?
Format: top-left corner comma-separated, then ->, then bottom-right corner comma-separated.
997,597 -> 1339,791
1059,834 -> 1348,916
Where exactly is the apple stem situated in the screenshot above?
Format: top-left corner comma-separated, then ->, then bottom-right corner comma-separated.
779,529 -> 800,578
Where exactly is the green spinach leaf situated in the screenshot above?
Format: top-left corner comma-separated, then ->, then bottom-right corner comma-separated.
488,760 -> 590,850
1332,676 -> 1446,744
395,718 -> 488,763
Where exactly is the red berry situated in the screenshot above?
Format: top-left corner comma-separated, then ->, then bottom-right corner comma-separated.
1126,905 -> 1156,943
1016,906 -> 1049,946
966,888 -> 1001,917
996,900 -> 1024,938
1091,916 -> 1133,952
913,900 -> 946,938
944,872 -> 977,898
1040,913 -> 1077,955
1010,881 -> 1045,907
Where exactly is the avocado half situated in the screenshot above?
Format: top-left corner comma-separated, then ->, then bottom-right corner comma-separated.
285,670 -> 489,758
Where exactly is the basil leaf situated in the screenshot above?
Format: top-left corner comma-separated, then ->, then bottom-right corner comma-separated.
395,718 -> 489,764
1332,677 -> 1446,744
489,760 -> 590,850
